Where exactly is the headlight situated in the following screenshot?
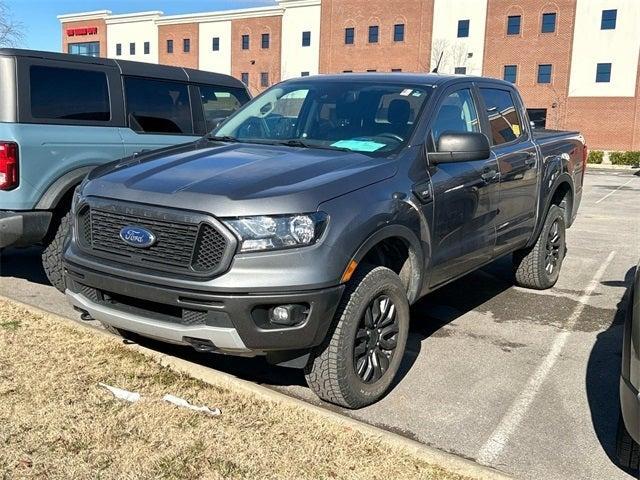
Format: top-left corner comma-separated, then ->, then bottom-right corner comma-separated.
224,212 -> 328,253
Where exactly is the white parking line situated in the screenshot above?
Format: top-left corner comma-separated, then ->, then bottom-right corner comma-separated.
476,250 -> 616,466
595,178 -> 635,204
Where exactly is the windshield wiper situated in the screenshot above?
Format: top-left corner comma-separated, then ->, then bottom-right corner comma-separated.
207,135 -> 239,143
277,139 -> 351,152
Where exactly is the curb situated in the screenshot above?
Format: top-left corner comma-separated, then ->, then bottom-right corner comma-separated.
587,164 -> 639,172
2,295 -> 514,480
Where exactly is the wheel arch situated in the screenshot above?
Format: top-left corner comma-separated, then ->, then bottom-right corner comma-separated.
529,173 -> 575,247
35,166 -> 97,211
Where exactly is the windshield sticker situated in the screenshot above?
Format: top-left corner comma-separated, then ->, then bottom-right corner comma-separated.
400,89 -> 413,96
331,140 -> 386,152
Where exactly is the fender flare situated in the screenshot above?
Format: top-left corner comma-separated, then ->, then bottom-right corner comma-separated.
349,224 -> 425,304
529,172 -> 575,247
35,166 -> 97,210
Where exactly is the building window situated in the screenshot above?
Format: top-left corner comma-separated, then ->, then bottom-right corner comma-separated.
541,12 -> 556,33
507,15 -> 521,35
394,24 -> 405,42
68,42 -> 100,57
212,37 -> 220,51
116,43 -> 122,56
343,70 -> 353,73
391,68 -> 402,72
260,72 -> 269,87
457,20 -> 470,38
368,25 -> 379,43
345,27 -> 355,44
596,63 -> 612,82
454,67 -> 467,74
183,38 -> 190,53
301,71 -> 310,77
242,34 -> 250,50
129,43 -> 135,55
144,42 -> 150,55
261,33 -> 270,49
241,72 -> 249,85
601,9 -> 617,30
537,64 -> 552,83
367,69 -> 377,72
302,31 -> 311,47
167,39 -> 173,53
503,65 -> 517,83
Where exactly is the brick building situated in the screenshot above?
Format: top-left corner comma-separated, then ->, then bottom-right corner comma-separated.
59,0 -> 640,151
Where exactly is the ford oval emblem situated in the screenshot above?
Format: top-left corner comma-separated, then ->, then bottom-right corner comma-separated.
119,226 -> 156,248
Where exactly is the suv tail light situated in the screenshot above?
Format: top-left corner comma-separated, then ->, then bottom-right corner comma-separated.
0,142 -> 18,190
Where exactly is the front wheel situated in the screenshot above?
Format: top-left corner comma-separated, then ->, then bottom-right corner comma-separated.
616,414 -> 640,472
305,265 -> 410,409
42,211 -> 71,293
513,204 -> 566,290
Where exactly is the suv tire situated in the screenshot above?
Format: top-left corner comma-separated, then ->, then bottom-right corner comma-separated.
513,204 -> 566,290
617,414 -> 640,472
42,211 -> 71,293
305,265 -> 410,409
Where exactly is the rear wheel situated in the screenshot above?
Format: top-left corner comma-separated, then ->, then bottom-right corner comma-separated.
42,211 -> 71,293
305,265 -> 410,409
513,204 -> 566,290
617,414 -> 640,472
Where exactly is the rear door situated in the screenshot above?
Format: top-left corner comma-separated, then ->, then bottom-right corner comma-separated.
477,86 -> 538,254
119,76 -> 200,156
426,84 -> 500,287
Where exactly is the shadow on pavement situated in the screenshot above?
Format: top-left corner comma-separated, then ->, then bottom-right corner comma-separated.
586,265 -> 637,478
0,247 -> 50,287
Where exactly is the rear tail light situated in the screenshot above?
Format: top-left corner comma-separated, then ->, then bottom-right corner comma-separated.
0,142 -> 18,190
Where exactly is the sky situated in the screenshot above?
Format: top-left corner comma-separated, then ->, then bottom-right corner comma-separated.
4,0 -> 276,52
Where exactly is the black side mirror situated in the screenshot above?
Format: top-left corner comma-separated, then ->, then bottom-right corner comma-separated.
429,132 -> 491,164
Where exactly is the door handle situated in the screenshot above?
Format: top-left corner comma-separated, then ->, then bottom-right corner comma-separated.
525,152 -> 536,166
481,169 -> 499,183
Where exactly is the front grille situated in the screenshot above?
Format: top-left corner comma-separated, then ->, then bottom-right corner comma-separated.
77,200 -> 235,277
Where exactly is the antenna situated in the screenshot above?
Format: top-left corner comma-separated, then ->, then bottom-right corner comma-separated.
431,51 -> 444,73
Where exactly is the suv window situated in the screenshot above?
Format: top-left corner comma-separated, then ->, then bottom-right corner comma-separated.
30,66 -> 110,122
198,85 -> 249,131
124,77 -> 193,135
430,88 -> 479,148
479,88 -> 523,145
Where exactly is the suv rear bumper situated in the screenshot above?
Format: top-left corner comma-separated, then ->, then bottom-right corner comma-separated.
64,260 -> 344,355
0,210 -> 52,248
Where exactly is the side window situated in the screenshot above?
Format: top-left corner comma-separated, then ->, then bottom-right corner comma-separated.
479,88 -> 523,145
124,77 -> 192,135
199,85 -> 249,131
29,65 -> 110,122
430,88 -> 479,150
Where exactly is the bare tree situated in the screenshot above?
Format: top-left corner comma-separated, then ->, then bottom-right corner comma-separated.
430,38 -> 469,73
0,1 -> 25,48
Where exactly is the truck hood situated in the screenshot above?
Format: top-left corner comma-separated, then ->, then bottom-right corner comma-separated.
84,141 -> 397,216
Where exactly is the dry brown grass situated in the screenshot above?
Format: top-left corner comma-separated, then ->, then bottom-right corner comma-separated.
0,300 -> 470,480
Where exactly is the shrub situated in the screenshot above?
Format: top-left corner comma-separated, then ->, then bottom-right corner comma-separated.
587,150 -> 603,164
609,151 -> 640,166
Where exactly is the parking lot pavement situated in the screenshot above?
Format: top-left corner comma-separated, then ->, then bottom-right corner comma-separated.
1,169 -> 638,479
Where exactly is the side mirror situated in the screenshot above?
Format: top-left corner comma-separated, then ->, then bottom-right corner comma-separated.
428,132 -> 491,164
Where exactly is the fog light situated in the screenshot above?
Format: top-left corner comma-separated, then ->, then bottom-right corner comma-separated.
269,304 -> 308,326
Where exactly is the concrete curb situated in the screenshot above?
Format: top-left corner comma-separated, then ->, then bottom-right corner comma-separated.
587,164 -> 639,172
2,295 -> 514,480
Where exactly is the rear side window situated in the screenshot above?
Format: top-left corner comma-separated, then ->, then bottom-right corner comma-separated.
198,85 -> 249,131
479,87 -> 523,145
124,77 -> 193,135
29,66 -> 110,122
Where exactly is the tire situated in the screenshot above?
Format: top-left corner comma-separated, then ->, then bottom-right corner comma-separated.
513,204 -> 566,290
304,265 -> 410,409
42,211 -> 72,293
616,414 -> 640,472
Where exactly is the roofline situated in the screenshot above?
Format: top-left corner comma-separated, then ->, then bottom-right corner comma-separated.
155,5 -> 285,25
105,11 -> 164,25
57,10 -> 112,22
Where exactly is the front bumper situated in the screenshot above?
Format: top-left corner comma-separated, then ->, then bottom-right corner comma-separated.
65,260 -> 344,355
0,210 -> 52,248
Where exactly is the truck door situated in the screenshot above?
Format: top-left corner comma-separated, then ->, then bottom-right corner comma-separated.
119,77 -> 201,156
477,87 -> 538,254
426,86 -> 500,287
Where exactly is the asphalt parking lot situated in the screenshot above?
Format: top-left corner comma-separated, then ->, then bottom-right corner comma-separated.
1,169 -> 639,479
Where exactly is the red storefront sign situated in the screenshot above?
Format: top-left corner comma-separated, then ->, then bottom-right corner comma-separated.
66,27 -> 98,37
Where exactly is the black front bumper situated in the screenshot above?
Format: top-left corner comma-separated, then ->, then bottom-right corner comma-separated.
0,210 -> 52,248
64,259 -> 344,353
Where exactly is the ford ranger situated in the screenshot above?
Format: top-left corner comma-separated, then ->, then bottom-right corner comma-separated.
63,74 -> 586,408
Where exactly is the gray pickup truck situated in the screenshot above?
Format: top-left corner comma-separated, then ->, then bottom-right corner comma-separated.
64,74 -> 586,408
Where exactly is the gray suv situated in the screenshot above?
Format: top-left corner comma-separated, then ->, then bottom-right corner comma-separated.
64,74 -> 586,408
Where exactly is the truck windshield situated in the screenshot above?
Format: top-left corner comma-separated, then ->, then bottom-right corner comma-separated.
212,81 -> 432,155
